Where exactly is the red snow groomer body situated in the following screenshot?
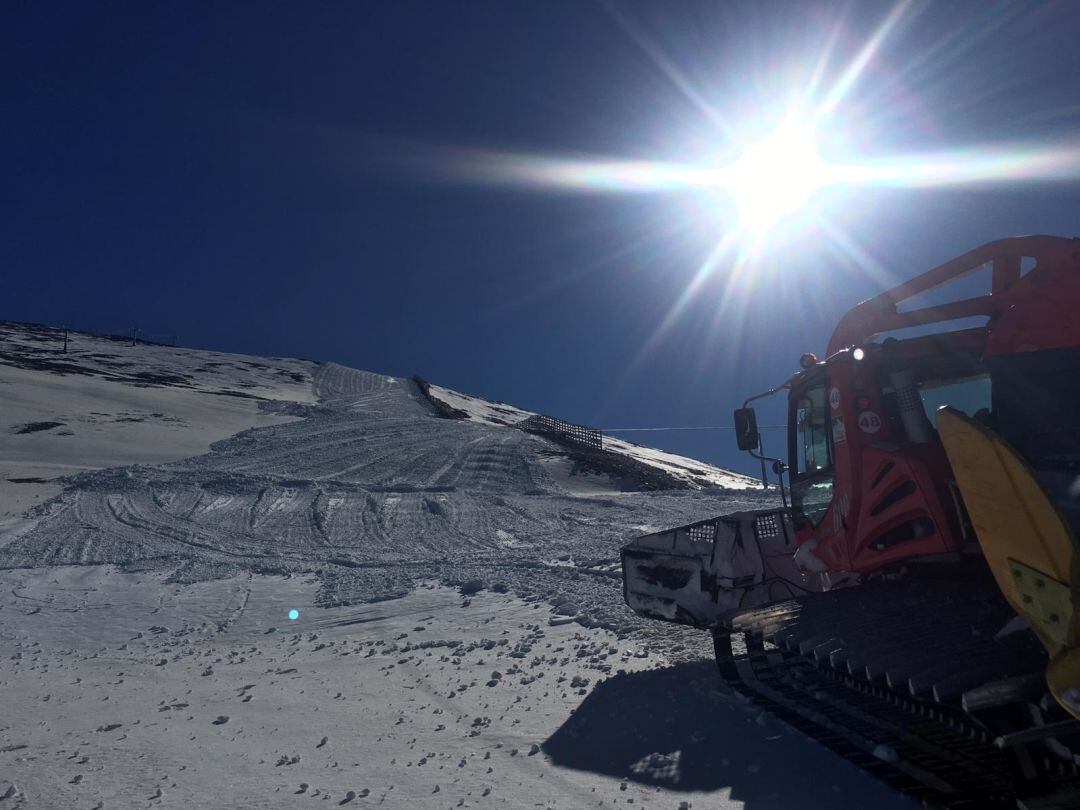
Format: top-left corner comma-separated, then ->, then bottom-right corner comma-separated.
622,236 -> 1080,808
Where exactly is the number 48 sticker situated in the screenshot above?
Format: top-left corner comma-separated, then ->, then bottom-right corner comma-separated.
857,411 -> 882,434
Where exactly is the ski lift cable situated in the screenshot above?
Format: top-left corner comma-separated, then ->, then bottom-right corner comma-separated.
602,425 -> 786,432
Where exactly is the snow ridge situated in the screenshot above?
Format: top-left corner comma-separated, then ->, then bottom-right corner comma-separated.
426,382 -> 758,490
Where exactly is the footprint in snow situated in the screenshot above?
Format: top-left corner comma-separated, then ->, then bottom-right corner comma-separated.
212,716 -> 229,725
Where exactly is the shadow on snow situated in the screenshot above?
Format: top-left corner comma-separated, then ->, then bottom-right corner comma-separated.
543,661 -> 916,810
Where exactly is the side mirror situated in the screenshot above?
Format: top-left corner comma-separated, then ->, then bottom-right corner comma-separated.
734,407 -> 760,452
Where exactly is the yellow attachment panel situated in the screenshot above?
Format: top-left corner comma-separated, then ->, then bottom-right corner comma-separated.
936,407 -> 1078,657
1008,559 -> 1072,649
1048,648 -> 1080,718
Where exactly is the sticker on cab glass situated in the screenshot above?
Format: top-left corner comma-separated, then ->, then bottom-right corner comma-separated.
857,411 -> 882,434
829,387 -> 841,411
832,416 -> 846,444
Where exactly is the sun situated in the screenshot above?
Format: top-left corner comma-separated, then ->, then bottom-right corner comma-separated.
715,116 -> 831,239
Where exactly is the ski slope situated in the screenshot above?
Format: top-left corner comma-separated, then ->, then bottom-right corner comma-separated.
0,322 -> 914,810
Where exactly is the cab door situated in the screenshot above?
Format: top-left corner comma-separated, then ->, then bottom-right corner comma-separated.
788,373 -> 837,532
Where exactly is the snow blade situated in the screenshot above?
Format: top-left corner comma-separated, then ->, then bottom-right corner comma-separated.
621,508 -> 815,627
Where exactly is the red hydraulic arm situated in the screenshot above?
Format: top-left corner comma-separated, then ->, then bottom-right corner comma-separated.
827,235 -> 1080,356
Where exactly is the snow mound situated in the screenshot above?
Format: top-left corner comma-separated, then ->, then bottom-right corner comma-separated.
0,322 -> 318,523
313,363 -> 401,406
0,321 -> 776,631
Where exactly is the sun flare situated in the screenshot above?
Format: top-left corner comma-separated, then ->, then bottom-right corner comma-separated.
715,117 -> 829,239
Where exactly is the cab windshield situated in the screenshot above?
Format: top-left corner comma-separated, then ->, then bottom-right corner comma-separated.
789,375 -> 835,527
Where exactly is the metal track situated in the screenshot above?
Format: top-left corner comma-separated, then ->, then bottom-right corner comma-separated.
714,575 -> 1080,808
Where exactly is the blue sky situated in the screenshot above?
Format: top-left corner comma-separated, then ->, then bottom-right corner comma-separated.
6,2 -> 1080,476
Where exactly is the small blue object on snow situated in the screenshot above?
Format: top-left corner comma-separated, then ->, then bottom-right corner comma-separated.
288,609 -> 300,621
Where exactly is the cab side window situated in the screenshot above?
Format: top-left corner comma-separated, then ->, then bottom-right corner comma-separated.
796,384 -> 832,474
790,378 -> 835,527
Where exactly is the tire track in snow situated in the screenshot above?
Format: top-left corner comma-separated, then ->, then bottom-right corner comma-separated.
310,490 -> 331,546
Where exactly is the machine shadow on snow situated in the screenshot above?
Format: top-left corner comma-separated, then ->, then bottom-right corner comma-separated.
543,661 -> 914,810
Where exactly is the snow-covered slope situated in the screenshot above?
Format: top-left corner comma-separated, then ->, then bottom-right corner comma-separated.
0,324 -> 771,629
0,322 -> 317,524
427,382 -> 758,490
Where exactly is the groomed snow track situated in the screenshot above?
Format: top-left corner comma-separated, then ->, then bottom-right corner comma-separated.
0,360 -> 774,626
715,574 -> 1080,808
